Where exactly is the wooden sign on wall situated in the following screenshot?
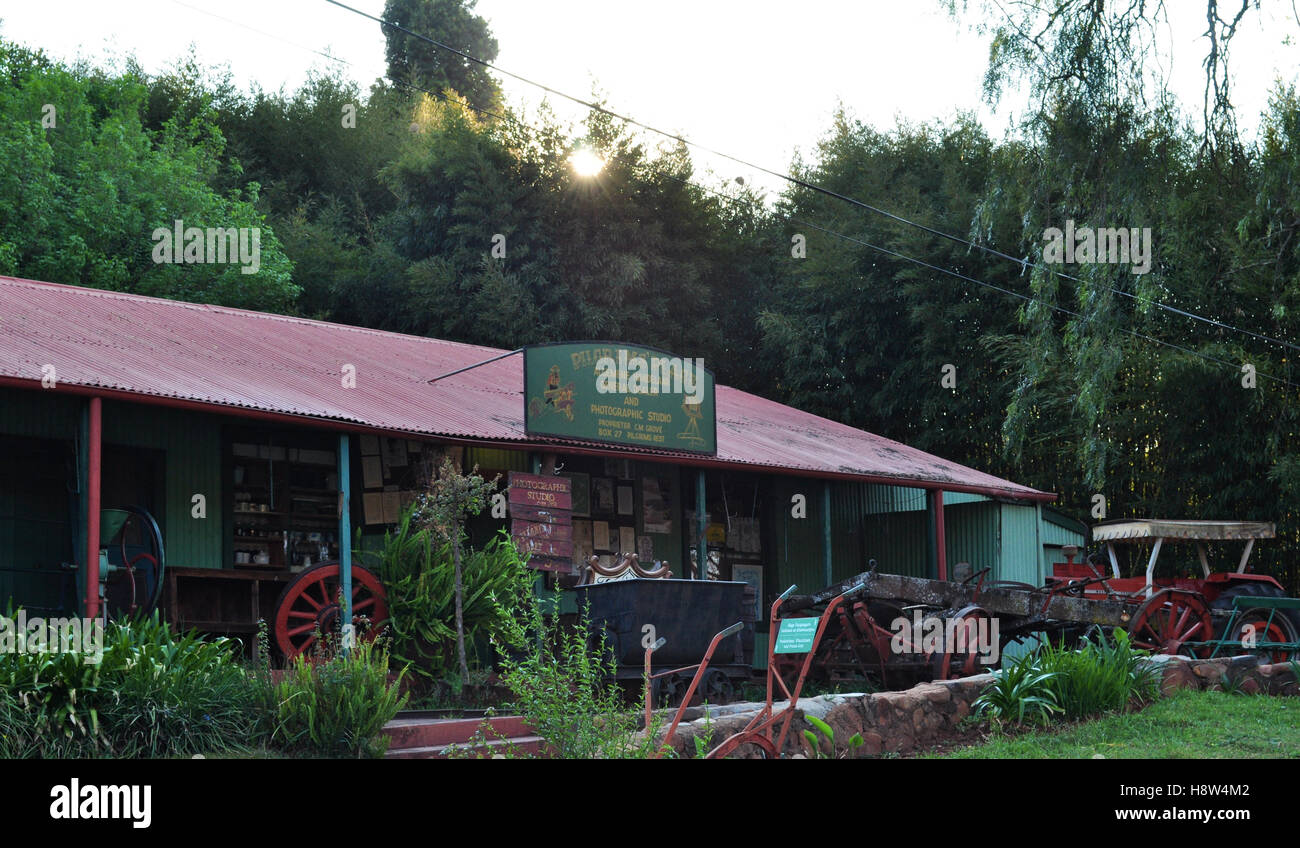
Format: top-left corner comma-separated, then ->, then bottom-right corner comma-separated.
508,472 -> 573,572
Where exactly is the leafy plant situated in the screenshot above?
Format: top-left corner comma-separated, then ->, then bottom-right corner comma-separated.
93,614 -> 262,758
800,714 -> 865,759
692,708 -> 716,759
0,611 -> 262,758
363,508 -> 533,687
494,596 -> 655,759
971,653 -> 1061,728
405,459 -> 504,686
1034,630 -> 1161,719
268,635 -> 409,758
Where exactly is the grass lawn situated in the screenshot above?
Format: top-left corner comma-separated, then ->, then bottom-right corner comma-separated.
937,690 -> 1300,758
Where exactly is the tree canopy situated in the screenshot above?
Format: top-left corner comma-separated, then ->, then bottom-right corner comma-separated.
2,1 -> 1299,591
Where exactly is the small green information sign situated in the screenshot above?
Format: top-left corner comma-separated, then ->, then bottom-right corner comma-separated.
773,618 -> 820,654
523,342 -> 717,455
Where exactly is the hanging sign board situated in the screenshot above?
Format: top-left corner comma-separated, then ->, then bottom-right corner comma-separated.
508,472 -> 572,572
524,342 -> 717,455
773,618 -> 820,654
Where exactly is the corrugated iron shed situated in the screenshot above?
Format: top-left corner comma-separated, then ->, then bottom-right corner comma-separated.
0,276 -> 1053,501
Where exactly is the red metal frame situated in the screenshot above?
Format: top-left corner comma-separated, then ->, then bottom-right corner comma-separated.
700,579 -> 867,759
934,490 -> 947,581
85,396 -> 102,621
650,621 -> 744,758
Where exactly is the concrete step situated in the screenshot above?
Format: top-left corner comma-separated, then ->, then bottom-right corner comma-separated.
384,735 -> 545,759
381,714 -> 543,758
381,715 -> 532,750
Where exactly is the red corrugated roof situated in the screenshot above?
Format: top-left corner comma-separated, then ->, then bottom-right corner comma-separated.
0,276 -> 1053,501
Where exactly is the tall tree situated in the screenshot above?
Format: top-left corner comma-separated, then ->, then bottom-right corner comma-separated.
382,0 -> 502,112
0,39 -> 296,311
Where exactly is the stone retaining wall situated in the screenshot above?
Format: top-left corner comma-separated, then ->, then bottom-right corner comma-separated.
645,656 -> 1299,759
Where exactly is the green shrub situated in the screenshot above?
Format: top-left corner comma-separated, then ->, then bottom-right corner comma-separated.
362,513 -> 534,687
494,597 -> 657,759
973,630 -> 1162,729
0,612 -> 259,757
971,652 -> 1061,727
1034,630 -> 1161,719
267,636 -> 408,758
94,615 -> 261,758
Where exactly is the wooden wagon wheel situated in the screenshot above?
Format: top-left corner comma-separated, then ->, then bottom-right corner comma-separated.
273,562 -> 388,659
1127,589 -> 1212,657
929,606 -> 994,680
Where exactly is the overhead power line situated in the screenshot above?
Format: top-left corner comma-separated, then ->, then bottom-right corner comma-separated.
323,0 -> 1300,357
181,0 -> 1300,388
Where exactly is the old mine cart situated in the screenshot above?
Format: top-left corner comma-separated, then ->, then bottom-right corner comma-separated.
574,553 -> 756,707
774,520 -> 1300,689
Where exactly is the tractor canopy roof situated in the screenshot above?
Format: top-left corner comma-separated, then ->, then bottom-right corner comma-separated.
1091,520 -> 1275,543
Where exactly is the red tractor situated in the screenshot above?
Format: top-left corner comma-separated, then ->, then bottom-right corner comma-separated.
1051,520 -> 1300,661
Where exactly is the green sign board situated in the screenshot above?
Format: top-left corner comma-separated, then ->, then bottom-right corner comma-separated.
773,618 -> 820,654
524,342 -> 717,455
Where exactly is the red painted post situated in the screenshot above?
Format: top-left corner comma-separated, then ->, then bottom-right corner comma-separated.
934,489 -> 947,582
85,396 -> 102,620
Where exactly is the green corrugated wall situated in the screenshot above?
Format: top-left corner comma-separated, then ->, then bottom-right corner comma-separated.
767,475 -> 827,596
944,501 -> 1001,576
0,389 -> 82,608
101,401 -> 224,568
1039,509 -> 1088,575
0,387 -> 81,438
0,389 -> 225,588
998,503 -> 1044,585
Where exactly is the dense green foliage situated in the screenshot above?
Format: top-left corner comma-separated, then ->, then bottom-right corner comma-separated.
4,1 -> 1300,591
0,614 -> 257,757
0,42 -> 295,309
0,613 -> 407,758
363,510 -> 534,687
265,636 -> 409,758
494,598 -> 657,759
974,631 -> 1162,728
1033,631 -> 1163,719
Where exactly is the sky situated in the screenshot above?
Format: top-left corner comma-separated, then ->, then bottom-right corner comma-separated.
3,0 -> 1300,197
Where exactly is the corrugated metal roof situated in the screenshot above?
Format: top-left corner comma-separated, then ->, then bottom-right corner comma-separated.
0,276 -> 1053,501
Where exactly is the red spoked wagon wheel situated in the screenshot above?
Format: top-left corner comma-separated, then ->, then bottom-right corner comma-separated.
1127,589 -> 1212,657
273,562 -> 388,660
